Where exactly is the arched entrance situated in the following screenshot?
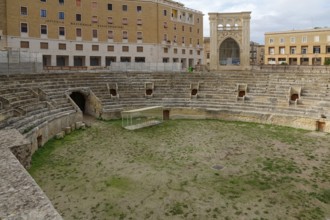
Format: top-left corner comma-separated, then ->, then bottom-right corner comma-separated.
70,92 -> 86,112
219,38 -> 240,66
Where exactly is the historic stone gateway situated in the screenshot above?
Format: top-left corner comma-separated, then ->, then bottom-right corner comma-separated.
209,12 -> 251,70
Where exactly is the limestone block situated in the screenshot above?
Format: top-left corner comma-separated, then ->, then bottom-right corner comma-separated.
64,127 -> 71,135
55,131 -> 65,139
75,121 -> 84,129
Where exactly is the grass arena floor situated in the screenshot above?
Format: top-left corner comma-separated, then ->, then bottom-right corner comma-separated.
29,119 -> 330,220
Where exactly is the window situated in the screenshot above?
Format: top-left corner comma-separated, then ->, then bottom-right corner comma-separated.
189,38 -> 192,44
182,49 -> 186,54
197,29 -> 199,34
197,18 -> 200,23
40,25 -> 47,35
76,0 -> 81,7
137,19 -> 142,25
92,45 -> 99,51
41,0 -> 46,2
182,37 -> 185,44
122,18 -> 128,25
173,35 -> 177,43
137,6 -> 142,12
137,32 -> 142,40
163,22 -> 168,28
290,37 -> 296,43
290,46 -> 296,54
76,28 -> 82,37
163,34 -> 167,41
40,9 -> 47,17
122,5 -> 128,11
108,45 -> 114,52
59,0 -> 64,4
92,1 -> 97,9
301,46 -> 308,54
76,14 -> 81,21
182,26 -> 185,31
174,24 -> 177,30
92,29 -> 98,38
123,31 -> 128,39
21,7 -> 27,16
108,30 -> 113,39
122,46 -> 129,52
137,46 -> 143,52
189,50 -> 193,55
174,48 -> 178,54
190,27 -> 192,32
40,42 -> 48,49
313,46 -> 320,54
326,46 -> 330,54
269,38 -> 274,44
163,10 -> 167,16
164,48 -> 168,53
107,17 -> 113,24
280,38 -> 284,43
269,47 -> 274,55
59,43 -> 66,50
59,27 -> 65,36
76,44 -> 83,50
302,36 -> 307,43
92,16 -> 98,23
20,41 -> 29,48
108,4 -> 112,10
279,47 -> 285,55
314,36 -> 320,42
207,53 -> 210,59
21,23 -> 28,33
58,12 -> 64,20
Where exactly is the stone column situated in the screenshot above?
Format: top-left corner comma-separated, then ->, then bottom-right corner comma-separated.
209,13 -> 218,71
241,12 -> 251,70
51,55 -> 57,66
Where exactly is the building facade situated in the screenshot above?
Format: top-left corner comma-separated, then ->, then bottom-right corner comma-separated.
203,37 -> 210,68
208,12 -> 251,71
265,28 -> 330,65
0,0 -> 203,69
250,41 -> 264,65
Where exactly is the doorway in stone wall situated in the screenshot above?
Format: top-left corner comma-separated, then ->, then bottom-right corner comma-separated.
70,92 -> 86,112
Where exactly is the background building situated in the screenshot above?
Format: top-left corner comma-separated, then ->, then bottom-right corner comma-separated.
250,41 -> 264,65
265,28 -> 330,65
203,37 -> 210,68
0,0 -> 203,69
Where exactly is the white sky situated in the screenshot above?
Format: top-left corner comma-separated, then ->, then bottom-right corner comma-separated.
179,0 -> 330,44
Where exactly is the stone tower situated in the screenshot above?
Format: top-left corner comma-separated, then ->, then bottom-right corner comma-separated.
209,12 -> 251,70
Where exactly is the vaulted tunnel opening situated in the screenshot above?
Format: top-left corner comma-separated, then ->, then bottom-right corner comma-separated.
70,92 -> 86,112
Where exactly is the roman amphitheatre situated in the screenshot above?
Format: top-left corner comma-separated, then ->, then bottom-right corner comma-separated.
1,67 -> 330,219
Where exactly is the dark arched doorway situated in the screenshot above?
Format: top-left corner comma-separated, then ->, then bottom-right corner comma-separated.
70,92 -> 85,112
219,38 -> 240,65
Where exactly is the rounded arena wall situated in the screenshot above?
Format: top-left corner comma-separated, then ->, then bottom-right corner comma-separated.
1,68 -> 330,219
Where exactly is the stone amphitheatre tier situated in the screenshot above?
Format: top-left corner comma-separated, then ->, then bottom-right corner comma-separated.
1,69 -> 330,218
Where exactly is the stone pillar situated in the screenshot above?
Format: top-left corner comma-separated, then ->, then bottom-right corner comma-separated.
209,13 -> 218,71
51,55 -> 57,66
69,55 -> 74,66
241,12 -> 251,70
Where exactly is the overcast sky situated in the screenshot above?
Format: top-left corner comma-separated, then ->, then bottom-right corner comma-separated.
179,0 -> 330,44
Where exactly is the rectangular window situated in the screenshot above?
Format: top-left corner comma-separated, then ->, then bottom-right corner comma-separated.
59,0 -> 64,4
164,22 -> 168,28
91,1 -> 97,9
122,46 -> 129,52
163,10 -> 167,16
269,47 -> 274,55
182,37 -> 185,44
21,23 -> 28,33
314,36 -> 320,42
92,16 -> 98,23
301,46 -> 308,54
108,45 -> 114,52
76,14 -> 81,21
41,0 -> 46,2
59,27 -> 65,36
76,28 -> 82,37
182,49 -> 185,54
164,48 -> 168,53
280,38 -> 284,43
108,4 -> 112,10
137,19 -> 142,25
269,38 -> 274,44
189,27 -> 192,32
182,26 -> 185,31
122,18 -> 128,25
92,45 -> 99,51
58,12 -> 64,19
107,17 -> 113,24
190,50 -> 193,55
76,44 -> 83,50
20,41 -> 29,48
137,46 -> 143,52
313,46 -> 320,54
40,9 -> 47,17
76,0 -> 81,7
326,46 -> 330,54
40,42 -> 48,49
137,6 -> 142,12
137,32 -> 142,40
123,31 -> 128,39
59,43 -> 66,50
279,47 -> 285,55
163,34 -> 167,41
122,5 -> 128,11
290,46 -> 296,54
207,53 -> 210,59
174,24 -> 177,30
92,29 -> 98,38
40,25 -> 47,35
174,48 -> 177,54
302,36 -> 307,43
21,7 -> 27,16
108,30 -> 113,39
290,37 -> 296,43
